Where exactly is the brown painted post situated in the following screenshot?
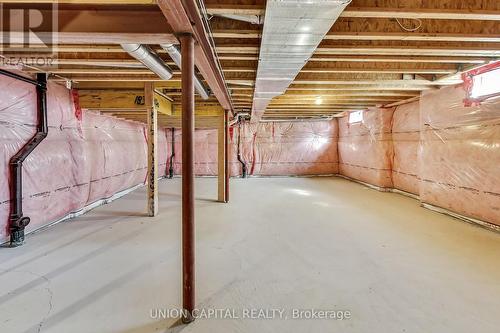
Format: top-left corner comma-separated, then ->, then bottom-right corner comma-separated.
218,110 -> 227,203
145,82 -> 158,217
225,110 -> 230,202
180,33 -> 195,323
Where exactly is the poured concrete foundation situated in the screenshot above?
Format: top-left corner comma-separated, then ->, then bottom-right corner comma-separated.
1,177 -> 499,333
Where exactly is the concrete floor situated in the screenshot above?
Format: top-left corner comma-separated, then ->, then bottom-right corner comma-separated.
0,177 -> 499,333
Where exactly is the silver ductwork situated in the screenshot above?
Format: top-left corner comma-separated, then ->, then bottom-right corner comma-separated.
160,44 -> 211,100
121,44 -> 173,80
251,0 -> 351,122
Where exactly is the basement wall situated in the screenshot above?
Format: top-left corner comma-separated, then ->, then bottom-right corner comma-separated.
0,75 -> 168,243
337,85 -> 500,226
338,107 -> 394,188
420,85 -> 500,225
392,101 -> 420,195
167,120 -> 339,177
167,128 -> 220,176
238,121 -> 339,176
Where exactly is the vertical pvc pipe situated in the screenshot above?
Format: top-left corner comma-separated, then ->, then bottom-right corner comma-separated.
180,33 -> 195,324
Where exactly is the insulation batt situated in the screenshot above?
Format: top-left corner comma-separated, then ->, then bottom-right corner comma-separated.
338,107 -> 394,188
0,75 -> 168,242
419,85 -> 500,225
167,121 -> 339,177
392,101 -> 420,195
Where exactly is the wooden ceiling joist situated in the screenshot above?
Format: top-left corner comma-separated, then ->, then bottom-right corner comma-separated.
2,0 -> 497,120
212,31 -> 500,43
205,4 -> 500,21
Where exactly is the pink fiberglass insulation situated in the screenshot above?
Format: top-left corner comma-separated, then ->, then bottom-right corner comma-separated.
338,108 -> 394,188
165,128 -> 241,177
0,75 -> 167,242
167,128 -> 220,176
420,85 -> 500,225
238,121 -> 338,176
392,101 -> 420,195
166,120 -> 339,177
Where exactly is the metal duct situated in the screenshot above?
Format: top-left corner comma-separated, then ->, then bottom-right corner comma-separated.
160,44 -> 211,100
121,44 -> 173,80
251,0 -> 350,122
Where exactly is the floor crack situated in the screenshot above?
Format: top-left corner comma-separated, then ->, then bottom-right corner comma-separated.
36,275 -> 53,333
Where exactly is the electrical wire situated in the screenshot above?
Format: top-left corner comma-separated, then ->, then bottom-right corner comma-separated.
395,18 -> 422,32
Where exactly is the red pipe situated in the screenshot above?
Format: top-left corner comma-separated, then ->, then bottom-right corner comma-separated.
180,33 -> 195,323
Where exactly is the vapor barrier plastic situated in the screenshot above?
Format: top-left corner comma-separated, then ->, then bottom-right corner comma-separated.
167,128 -> 220,176
420,85 -> 500,226
0,75 -> 167,242
167,120 -> 339,177
338,108 -> 394,188
392,101 -> 420,195
238,121 -> 338,176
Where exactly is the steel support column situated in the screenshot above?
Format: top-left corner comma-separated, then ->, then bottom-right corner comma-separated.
225,110 -> 230,202
180,33 -> 195,324
218,111 -> 227,203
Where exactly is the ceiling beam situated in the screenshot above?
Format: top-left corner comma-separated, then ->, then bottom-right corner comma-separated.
216,46 -> 500,57
342,7 -> 500,21
205,5 -> 500,21
218,55 -> 488,64
213,30 -> 500,43
156,0 -> 233,111
0,7 -> 175,44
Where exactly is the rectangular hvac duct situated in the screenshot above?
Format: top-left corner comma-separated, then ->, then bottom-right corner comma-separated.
251,0 -> 350,121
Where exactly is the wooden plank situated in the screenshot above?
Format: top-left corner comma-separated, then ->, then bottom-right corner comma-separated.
205,4 -> 265,16
145,82 -> 158,217
218,55 -> 487,64
79,90 -> 172,115
342,7 -> 500,21
221,66 -> 454,75
1,32 -> 177,45
216,46 -> 500,57
225,79 -> 459,86
383,96 -> 420,108
299,68 -> 455,75
213,30 -> 500,43
217,112 -> 227,203
314,47 -> 500,57
324,33 -> 500,43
